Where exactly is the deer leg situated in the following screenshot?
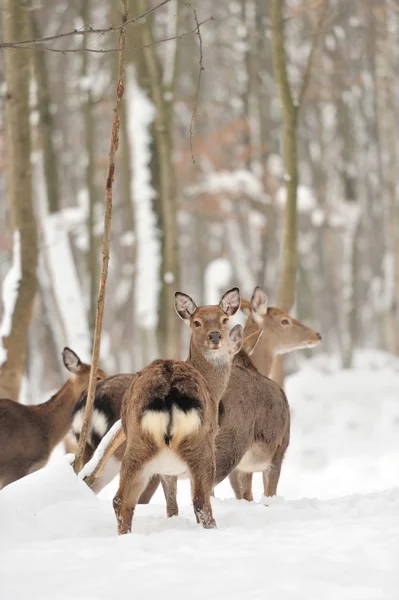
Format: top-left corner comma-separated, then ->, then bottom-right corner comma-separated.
138,474 -> 161,504
113,444 -> 155,535
266,444 -> 287,497
181,448 -> 216,529
160,475 -> 178,517
228,469 -> 242,499
238,472 -> 254,502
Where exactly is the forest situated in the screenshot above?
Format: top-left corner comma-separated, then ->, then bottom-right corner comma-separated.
1,2 -> 399,599
1,0 -> 398,404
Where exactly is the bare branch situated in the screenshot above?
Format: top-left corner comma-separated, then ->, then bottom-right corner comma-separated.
12,17 -> 213,54
73,0 -> 129,475
188,3 -> 206,165
0,0 -> 171,51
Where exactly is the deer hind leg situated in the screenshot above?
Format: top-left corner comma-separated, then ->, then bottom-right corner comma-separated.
138,474 -> 161,504
180,446 -> 216,529
113,443 -> 155,535
266,444 -> 287,497
160,475 -> 178,518
228,469 -> 242,499
238,472 -> 254,502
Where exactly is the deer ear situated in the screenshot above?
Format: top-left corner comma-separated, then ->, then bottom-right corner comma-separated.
242,328 -> 263,356
229,324 -> 243,355
251,286 -> 268,316
175,292 -> 197,321
62,347 -> 82,374
220,287 -> 240,316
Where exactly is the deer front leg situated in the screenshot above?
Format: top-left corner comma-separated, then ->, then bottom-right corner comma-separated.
138,474 -> 161,504
228,469 -> 242,499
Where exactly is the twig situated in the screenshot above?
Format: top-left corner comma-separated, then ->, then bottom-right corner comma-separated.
73,0 -> 129,475
12,17 -> 213,54
0,0 -> 170,50
188,4 -> 208,165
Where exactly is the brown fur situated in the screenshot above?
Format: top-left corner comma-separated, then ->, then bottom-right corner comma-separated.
0,348 -> 106,489
112,288 -> 242,533
242,287 -> 321,377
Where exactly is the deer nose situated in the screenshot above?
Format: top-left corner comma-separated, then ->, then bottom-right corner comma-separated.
208,331 -> 222,344
316,332 -> 322,341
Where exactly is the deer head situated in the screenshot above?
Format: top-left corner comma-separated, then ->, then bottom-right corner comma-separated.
242,287 -> 322,355
62,347 -> 107,398
175,287 -> 242,364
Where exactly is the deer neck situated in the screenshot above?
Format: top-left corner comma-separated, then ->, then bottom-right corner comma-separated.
31,381 -> 77,449
188,341 -> 231,403
244,325 -> 276,377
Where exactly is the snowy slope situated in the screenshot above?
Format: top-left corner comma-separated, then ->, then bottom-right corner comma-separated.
1,350 -> 399,599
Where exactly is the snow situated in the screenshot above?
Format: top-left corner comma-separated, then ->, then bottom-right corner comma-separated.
0,230 -> 21,368
1,350 -> 399,599
277,184 -> 317,213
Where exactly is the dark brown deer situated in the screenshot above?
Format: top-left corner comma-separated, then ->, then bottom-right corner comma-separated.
0,348 -> 106,489
112,288 -> 243,533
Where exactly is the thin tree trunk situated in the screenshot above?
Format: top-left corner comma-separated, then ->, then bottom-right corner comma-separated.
137,0 -> 180,359
81,0 -> 98,339
270,0 -> 327,385
73,0 -> 129,474
30,13 -> 60,214
0,0 -> 38,401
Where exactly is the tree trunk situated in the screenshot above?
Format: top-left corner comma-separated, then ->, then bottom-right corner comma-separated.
270,0 -> 327,385
81,0 -> 98,339
0,0 -> 38,401
30,13 -> 60,214
137,0 -> 180,359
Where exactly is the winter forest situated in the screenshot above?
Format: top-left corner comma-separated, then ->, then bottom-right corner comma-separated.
0,1 -> 398,599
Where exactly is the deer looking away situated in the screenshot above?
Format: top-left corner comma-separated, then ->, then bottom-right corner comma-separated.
112,288 -> 243,533
242,286 -> 322,377
0,348 -> 106,489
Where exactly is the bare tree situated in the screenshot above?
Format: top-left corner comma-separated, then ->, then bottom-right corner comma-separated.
0,0 -> 38,400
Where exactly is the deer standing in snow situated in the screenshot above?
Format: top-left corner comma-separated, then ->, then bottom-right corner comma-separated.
112,288 -> 243,533
0,348 -> 106,489
74,286 -> 321,504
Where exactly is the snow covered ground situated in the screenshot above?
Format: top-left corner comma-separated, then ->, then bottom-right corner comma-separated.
1,350 -> 399,599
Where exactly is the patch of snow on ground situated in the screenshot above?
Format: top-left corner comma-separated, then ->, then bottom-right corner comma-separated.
1,349 -> 399,599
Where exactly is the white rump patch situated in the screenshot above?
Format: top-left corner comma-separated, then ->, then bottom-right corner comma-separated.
170,406 -> 201,439
72,409 -> 84,437
141,411 -> 169,443
72,408 -> 108,443
92,410 -> 109,439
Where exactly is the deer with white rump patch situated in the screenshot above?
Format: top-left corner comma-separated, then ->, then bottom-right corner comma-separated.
112,288 -> 243,534
0,348 -> 106,489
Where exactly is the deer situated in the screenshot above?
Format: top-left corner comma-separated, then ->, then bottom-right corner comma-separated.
229,285 -> 322,501
0,347 -> 106,489
74,286 -> 321,505
71,331 -> 262,495
242,286 -> 322,377
112,288 -> 243,533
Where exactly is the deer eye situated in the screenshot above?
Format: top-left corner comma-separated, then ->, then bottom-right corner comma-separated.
193,320 -> 201,328
281,319 -> 290,326
222,318 -> 228,325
